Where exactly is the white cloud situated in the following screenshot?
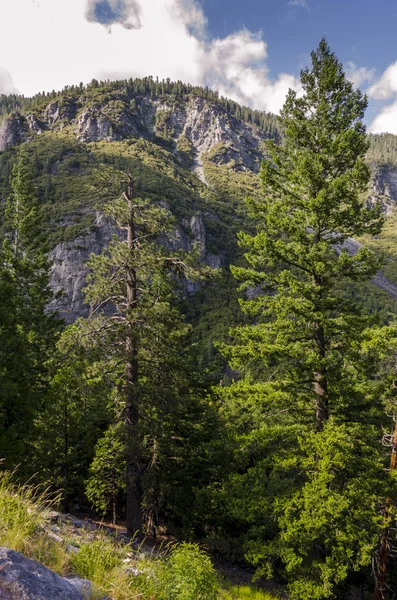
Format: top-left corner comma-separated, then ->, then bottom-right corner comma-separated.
203,30 -> 300,112
369,101 -> 397,135
287,0 -> 309,9
345,62 -> 375,89
0,0 -> 300,114
368,61 -> 397,133
368,61 -> 397,100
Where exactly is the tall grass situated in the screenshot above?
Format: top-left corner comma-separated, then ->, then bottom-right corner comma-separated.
0,470 -> 67,573
0,470 -> 280,600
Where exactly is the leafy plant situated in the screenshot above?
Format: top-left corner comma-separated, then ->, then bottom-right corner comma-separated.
159,543 -> 220,600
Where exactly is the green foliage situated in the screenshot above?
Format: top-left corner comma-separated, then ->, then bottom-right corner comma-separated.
0,149 -> 61,469
0,470 -> 46,551
70,538 -> 121,590
218,38 -> 397,599
158,543 -> 220,600
30,346 -> 112,508
367,133 -> 397,165
219,586 -> 279,600
0,77 -> 279,135
86,424 -> 126,520
176,134 -> 194,167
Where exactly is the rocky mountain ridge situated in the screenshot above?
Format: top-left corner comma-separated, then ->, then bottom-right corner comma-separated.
0,91 -> 266,174
1,83 -> 397,325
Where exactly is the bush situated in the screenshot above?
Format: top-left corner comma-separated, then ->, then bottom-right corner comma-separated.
159,542 -> 219,600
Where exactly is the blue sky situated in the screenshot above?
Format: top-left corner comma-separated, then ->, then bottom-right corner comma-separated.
205,0 -> 397,78
1,0 -> 397,132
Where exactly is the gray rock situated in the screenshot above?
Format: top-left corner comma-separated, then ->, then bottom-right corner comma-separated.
47,211 -> 121,323
368,164 -> 397,216
0,113 -> 28,151
66,578 -> 110,600
48,510 -> 60,522
0,547 -> 85,599
47,531 -> 63,543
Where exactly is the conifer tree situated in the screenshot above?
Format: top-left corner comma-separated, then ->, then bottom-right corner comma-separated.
74,171 -> 207,536
0,147 -> 60,467
220,39 -> 397,599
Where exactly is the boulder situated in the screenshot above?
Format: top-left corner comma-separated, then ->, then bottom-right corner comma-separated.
0,547 -> 84,600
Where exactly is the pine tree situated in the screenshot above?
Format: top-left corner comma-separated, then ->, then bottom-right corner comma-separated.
0,147 -> 60,468
74,172 -> 207,537
219,39 -> 397,599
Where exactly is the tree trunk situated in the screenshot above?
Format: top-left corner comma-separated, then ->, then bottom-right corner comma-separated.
124,175 -> 143,539
375,418 -> 397,600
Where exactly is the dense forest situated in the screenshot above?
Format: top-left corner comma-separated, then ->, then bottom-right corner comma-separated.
3,39 -> 397,600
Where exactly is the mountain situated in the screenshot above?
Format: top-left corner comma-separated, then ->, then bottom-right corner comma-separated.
1,78 -> 397,343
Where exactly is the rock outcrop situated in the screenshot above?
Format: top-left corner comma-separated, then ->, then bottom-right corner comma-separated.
48,209 -> 219,323
0,92 -> 265,170
0,113 -> 29,151
48,211 -> 120,324
0,547 -> 89,600
368,163 -> 397,215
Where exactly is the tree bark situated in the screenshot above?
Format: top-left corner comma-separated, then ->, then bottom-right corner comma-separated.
124,174 -> 143,538
375,418 -> 397,600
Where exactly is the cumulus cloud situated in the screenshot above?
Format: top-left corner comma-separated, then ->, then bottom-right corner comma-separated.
170,0 -> 208,39
345,61 -> 375,89
367,61 -> 397,100
367,61 -> 397,133
85,0 -> 141,30
202,30 -> 300,112
0,0 -> 300,114
369,102 -> 397,135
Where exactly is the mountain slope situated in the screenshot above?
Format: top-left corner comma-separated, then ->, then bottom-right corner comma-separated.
1,79 -> 397,338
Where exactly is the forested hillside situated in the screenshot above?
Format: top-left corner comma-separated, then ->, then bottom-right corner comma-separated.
3,41 -> 397,600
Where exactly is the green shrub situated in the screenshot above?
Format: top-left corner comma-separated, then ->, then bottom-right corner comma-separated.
159,542 -> 219,600
219,585 -> 280,599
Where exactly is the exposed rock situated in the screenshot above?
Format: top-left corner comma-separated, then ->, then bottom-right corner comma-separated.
47,531 -> 63,543
74,103 -> 138,142
48,209 -> 220,322
181,96 -> 264,172
26,114 -> 46,135
0,547 -> 85,600
368,164 -> 397,215
44,99 -> 77,127
48,211 -> 121,324
189,213 -> 207,259
342,236 -> 397,299
48,510 -> 61,522
0,113 -> 28,151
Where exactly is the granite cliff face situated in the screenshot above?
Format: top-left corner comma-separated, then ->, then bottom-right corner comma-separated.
0,93 -> 265,171
0,90 -> 267,321
47,209 -> 217,324
368,163 -> 397,216
2,87 -> 397,322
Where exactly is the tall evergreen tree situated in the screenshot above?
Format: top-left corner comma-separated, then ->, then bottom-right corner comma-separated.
219,39 -> 397,599
73,172 -> 208,536
0,147 -> 60,467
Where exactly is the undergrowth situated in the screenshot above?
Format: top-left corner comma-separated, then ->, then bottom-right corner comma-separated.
0,470 -> 279,599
